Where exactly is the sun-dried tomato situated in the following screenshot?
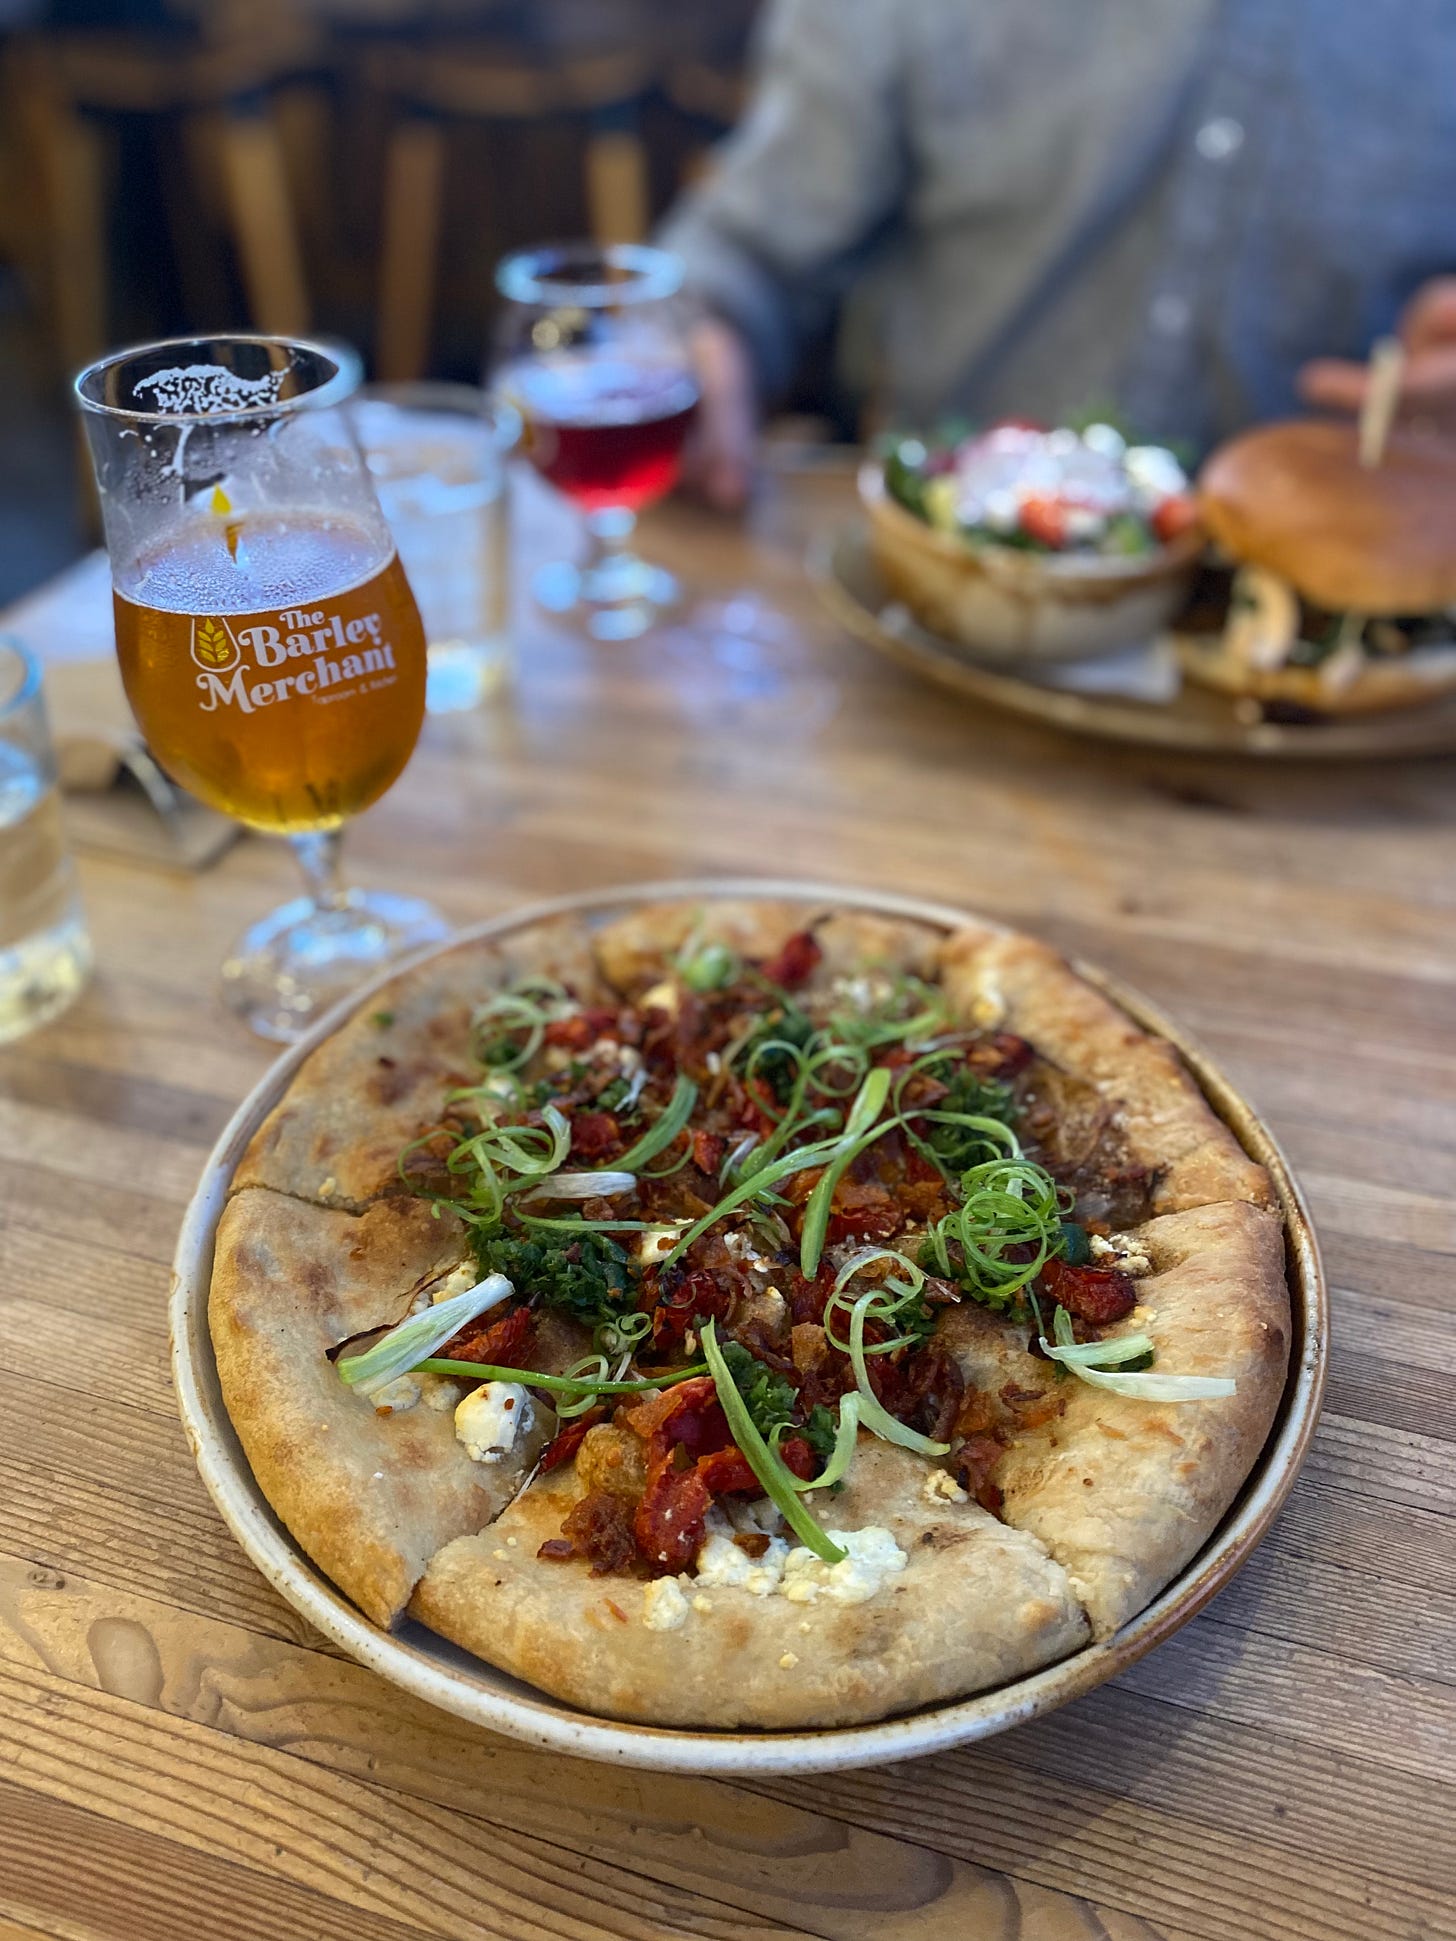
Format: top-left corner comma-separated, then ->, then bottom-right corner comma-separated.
634,1462 -> 712,1572
650,1268 -> 733,1349
444,1301 -> 535,1369
692,1128 -> 726,1176
543,1007 -> 618,1052
695,1445 -> 759,1495
826,1178 -> 904,1244
760,930 -> 822,988
570,1111 -> 622,1160
552,1488 -> 640,1574
1039,1257 -> 1137,1325
537,1404 -> 606,1473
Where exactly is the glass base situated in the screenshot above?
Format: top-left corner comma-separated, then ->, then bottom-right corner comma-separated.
532,554 -> 680,642
220,889 -> 452,1043
0,905 -> 92,1045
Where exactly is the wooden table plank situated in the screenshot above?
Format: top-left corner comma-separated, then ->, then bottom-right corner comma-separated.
2,467 -> 1453,1940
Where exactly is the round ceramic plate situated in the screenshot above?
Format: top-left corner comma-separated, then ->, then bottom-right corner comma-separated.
811,524 -> 1456,759
171,879 -> 1327,1775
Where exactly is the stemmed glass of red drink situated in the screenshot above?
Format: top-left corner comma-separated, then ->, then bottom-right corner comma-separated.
494,243 -> 698,641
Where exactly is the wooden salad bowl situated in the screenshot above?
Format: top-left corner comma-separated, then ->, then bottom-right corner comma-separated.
860,462 -> 1205,665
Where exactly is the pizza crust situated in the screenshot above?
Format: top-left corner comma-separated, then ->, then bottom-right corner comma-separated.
234,917 -> 604,1208
410,1438 -> 1090,1729
591,899 -> 945,999
938,927 -> 1274,1213
210,1187 -> 550,1627
943,1200 -> 1290,1637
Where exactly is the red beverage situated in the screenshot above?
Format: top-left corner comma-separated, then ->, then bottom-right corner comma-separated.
502,355 -> 698,511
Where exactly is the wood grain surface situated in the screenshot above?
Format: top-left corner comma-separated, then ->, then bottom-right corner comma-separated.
1,465 -> 1452,1941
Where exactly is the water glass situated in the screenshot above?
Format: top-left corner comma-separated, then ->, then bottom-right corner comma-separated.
0,640 -> 92,1043
353,385 -> 520,713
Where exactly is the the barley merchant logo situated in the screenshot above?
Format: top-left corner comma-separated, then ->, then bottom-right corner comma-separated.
190,617 -> 240,674
193,599 -> 397,715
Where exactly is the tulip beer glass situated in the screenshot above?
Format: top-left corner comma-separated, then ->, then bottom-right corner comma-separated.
76,335 -> 448,1041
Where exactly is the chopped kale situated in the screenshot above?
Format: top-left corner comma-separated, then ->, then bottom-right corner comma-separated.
924,1063 -> 1015,1174
717,1338 -> 799,1439
1058,1219 -> 1092,1266
479,1031 -> 523,1069
471,1228 -> 635,1331
715,1339 -> 841,1470
739,1001 -> 816,1103
801,1403 -> 840,1466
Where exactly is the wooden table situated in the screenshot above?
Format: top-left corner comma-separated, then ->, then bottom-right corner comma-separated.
1,465 -> 1452,1941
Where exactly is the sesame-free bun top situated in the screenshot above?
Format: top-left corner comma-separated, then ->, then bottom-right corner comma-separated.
1198,420 -> 1456,614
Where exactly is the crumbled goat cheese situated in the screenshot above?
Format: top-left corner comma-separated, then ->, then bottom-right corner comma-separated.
690,1511 -> 907,1608
635,1223 -> 686,1265
369,1374 -> 420,1414
454,1382 -> 533,1464
1089,1233 -> 1154,1277
922,1468 -> 969,1505
641,1578 -> 691,1630
780,1527 -> 908,1606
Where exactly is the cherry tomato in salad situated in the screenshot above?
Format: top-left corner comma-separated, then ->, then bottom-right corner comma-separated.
1150,492 -> 1200,543
1018,494 -> 1070,549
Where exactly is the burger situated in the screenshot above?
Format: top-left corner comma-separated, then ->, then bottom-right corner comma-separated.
1175,419 -> 1456,716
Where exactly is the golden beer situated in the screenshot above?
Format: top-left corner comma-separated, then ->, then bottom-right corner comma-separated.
113,511 -> 427,833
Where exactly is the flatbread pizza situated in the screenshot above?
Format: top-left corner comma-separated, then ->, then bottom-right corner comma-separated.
209,897 -> 1290,1728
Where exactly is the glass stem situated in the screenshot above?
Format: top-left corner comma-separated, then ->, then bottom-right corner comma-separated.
585,504 -> 637,570
289,828 -> 349,915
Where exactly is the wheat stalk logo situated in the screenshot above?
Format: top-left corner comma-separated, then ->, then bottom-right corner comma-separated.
191,616 -> 238,672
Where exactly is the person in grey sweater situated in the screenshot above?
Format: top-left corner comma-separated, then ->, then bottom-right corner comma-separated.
660,0 -> 1456,507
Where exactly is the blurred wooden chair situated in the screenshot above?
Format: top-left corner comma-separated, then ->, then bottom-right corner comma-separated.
370,34 -> 656,382
11,0 -> 318,378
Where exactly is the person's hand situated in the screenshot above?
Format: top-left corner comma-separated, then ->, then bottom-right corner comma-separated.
1299,277 -> 1456,431
680,316 -> 757,512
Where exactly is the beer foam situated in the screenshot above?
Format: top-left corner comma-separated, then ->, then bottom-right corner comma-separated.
118,513 -> 388,614
134,364 -> 288,416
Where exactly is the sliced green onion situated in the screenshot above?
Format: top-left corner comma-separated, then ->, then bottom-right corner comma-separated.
417,1357 -> 706,1396
770,1392 -> 861,1492
918,1153 -> 1062,1309
595,1308 -> 652,1356
471,979 -> 570,1070
825,1249 -> 928,1354
798,1066 -> 893,1277
556,1354 -> 611,1418
1040,1308 -> 1236,1401
1046,1332 -> 1158,1369
678,939 -> 741,991
662,1140 -> 839,1268
519,1170 -> 636,1201
338,1274 -> 513,1394
613,1072 -> 698,1173
699,1319 -> 846,1564
514,1211 -> 657,1233
845,1290 -> 949,1457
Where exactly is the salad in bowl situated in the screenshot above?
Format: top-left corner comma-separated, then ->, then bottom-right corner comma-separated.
863,421 -> 1204,664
